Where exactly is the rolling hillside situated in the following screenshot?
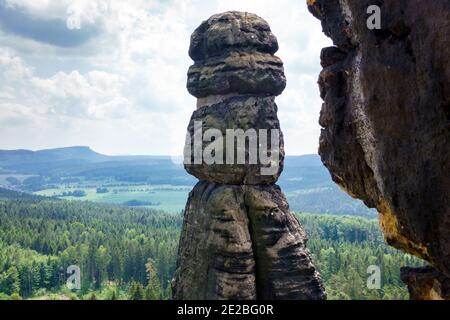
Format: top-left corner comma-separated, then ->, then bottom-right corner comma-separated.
0,147 -> 376,217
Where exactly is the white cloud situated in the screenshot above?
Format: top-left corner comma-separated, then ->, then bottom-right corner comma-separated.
0,0 -> 331,155
5,0 -> 109,25
0,48 -> 130,119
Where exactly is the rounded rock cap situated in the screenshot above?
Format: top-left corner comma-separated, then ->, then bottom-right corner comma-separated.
187,11 -> 286,98
189,11 -> 279,61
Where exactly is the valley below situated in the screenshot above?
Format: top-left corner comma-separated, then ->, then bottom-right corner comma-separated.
0,147 -> 422,300
0,146 -> 375,217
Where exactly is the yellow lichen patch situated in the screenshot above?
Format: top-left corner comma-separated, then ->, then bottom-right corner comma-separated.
306,0 -> 316,6
428,286 -> 445,300
377,198 -> 430,260
378,199 -> 399,239
329,173 -> 358,198
408,280 -> 445,300
335,181 -> 357,198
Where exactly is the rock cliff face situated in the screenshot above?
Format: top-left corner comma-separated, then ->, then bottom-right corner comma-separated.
173,11 -> 326,300
307,0 -> 449,299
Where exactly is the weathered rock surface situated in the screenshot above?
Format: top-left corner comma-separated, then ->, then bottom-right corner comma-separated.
401,266 -> 450,300
245,185 -> 326,299
188,11 -> 279,61
308,0 -> 450,298
173,182 -> 325,300
187,11 -> 286,98
187,52 -> 286,98
173,11 -> 325,300
172,181 -> 257,300
185,95 -> 284,185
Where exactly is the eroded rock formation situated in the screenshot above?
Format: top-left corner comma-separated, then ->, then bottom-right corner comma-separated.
173,11 -> 326,300
307,0 -> 449,299
401,266 -> 450,300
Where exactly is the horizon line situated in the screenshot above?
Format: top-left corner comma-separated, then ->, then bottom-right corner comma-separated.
0,145 -> 319,158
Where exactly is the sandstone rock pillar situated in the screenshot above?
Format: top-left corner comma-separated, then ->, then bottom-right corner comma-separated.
307,0 -> 449,299
172,11 -> 326,300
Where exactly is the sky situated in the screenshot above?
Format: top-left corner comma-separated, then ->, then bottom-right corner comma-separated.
0,0 -> 331,156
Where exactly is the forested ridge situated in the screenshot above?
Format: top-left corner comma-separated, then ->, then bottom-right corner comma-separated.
0,200 -> 179,299
298,214 -> 423,299
0,199 -> 422,300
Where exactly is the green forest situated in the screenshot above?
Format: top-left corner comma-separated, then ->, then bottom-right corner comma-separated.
0,198 -> 423,300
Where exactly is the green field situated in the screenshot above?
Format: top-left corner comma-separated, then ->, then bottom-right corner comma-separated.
35,184 -> 190,213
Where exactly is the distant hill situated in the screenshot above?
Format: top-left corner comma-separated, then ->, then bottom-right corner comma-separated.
0,187 -> 47,200
0,147 -> 376,217
0,146 -> 181,176
0,146 -> 108,166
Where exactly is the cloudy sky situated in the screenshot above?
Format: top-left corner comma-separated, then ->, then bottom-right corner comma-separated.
0,0 -> 331,156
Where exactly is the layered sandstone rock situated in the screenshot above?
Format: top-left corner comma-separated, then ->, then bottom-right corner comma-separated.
307,0 -> 449,299
185,95 -> 284,185
173,11 -> 325,300
401,266 -> 450,300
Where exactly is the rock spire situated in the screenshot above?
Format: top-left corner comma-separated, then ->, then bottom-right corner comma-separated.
172,11 -> 326,300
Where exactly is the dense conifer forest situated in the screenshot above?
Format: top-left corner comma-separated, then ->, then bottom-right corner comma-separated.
0,199 -> 422,300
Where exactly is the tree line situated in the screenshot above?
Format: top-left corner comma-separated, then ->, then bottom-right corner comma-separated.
0,199 -> 180,299
0,199 -> 423,299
